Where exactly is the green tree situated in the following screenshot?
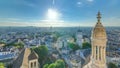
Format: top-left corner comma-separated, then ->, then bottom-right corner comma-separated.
43,64 -> 49,68
68,42 -> 80,51
108,62 -> 117,68
14,42 -> 24,48
0,41 -> 6,44
71,35 -> 76,42
55,60 -> 65,68
48,63 -> 56,68
52,32 -> 61,42
43,59 -> 65,68
34,45 -> 49,64
0,62 -> 5,68
82,42 -> 91,49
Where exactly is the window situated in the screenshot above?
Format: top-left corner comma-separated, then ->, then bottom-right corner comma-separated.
99,47 -> 101,60
96,46 -> 98,60
34,62 -> 36,67
31,62 -> 33,68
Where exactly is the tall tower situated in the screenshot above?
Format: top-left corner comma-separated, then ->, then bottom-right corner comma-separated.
83,12 -> 107,68
76,29 -> 83,48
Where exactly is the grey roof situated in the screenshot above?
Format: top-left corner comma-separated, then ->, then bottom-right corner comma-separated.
12,48 -> 38,68
28,51 -> 38,60
12,49 -> 25,68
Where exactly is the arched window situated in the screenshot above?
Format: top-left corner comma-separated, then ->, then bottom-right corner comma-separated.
99,47 -> 101,60
31,62 -> 33,68
34,62 -> 36,67
96,46 -> 98,60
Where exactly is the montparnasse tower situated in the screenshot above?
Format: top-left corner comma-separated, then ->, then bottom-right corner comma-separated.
83,12 -> 107,68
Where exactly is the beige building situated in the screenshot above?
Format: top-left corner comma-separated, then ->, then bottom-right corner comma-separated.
13,48 -> 39,68
0,44 -> 5,47
83,12 -> 107,68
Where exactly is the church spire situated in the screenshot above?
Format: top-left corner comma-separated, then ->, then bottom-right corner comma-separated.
97,11 -> 101,22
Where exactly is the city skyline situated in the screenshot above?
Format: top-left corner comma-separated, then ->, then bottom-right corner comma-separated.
0,12 -> 120,68
0,0 -> 120,27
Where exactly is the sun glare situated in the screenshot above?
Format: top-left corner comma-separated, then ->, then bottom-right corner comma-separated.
47,8 -> 58,20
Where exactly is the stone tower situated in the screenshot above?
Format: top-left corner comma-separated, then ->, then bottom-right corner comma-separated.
83,12 -> 107,68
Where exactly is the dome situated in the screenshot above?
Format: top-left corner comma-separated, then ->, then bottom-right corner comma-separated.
77,29 -> 82,32
91,12 -> 107,39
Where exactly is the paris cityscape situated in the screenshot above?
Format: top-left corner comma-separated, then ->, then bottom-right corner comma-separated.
0,0 -> 120,68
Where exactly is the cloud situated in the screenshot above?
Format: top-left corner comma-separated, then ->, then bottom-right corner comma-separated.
103,17 -> 120,26
77,2 -> 83,7
0,18 -> 23,23
0,19 -> 95,27
76,0 -> 94,7
77,2 -> 82,5
87,0 -> 94,2
24,2 -> 36,7
0,16 -> 120,27
0,18 -> 21,21
14,0 -> 36,8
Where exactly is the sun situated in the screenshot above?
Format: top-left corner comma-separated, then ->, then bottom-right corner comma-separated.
47,8 -> 58,20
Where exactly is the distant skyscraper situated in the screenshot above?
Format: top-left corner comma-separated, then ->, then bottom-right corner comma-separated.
83,12 -> 107,68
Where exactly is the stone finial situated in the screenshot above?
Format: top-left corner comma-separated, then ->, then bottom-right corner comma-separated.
97,11 -> 101,22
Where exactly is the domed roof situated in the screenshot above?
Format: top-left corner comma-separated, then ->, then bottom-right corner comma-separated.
92,12 -> 107,39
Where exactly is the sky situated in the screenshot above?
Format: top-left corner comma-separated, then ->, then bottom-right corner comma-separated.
0,0 -> 120,27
